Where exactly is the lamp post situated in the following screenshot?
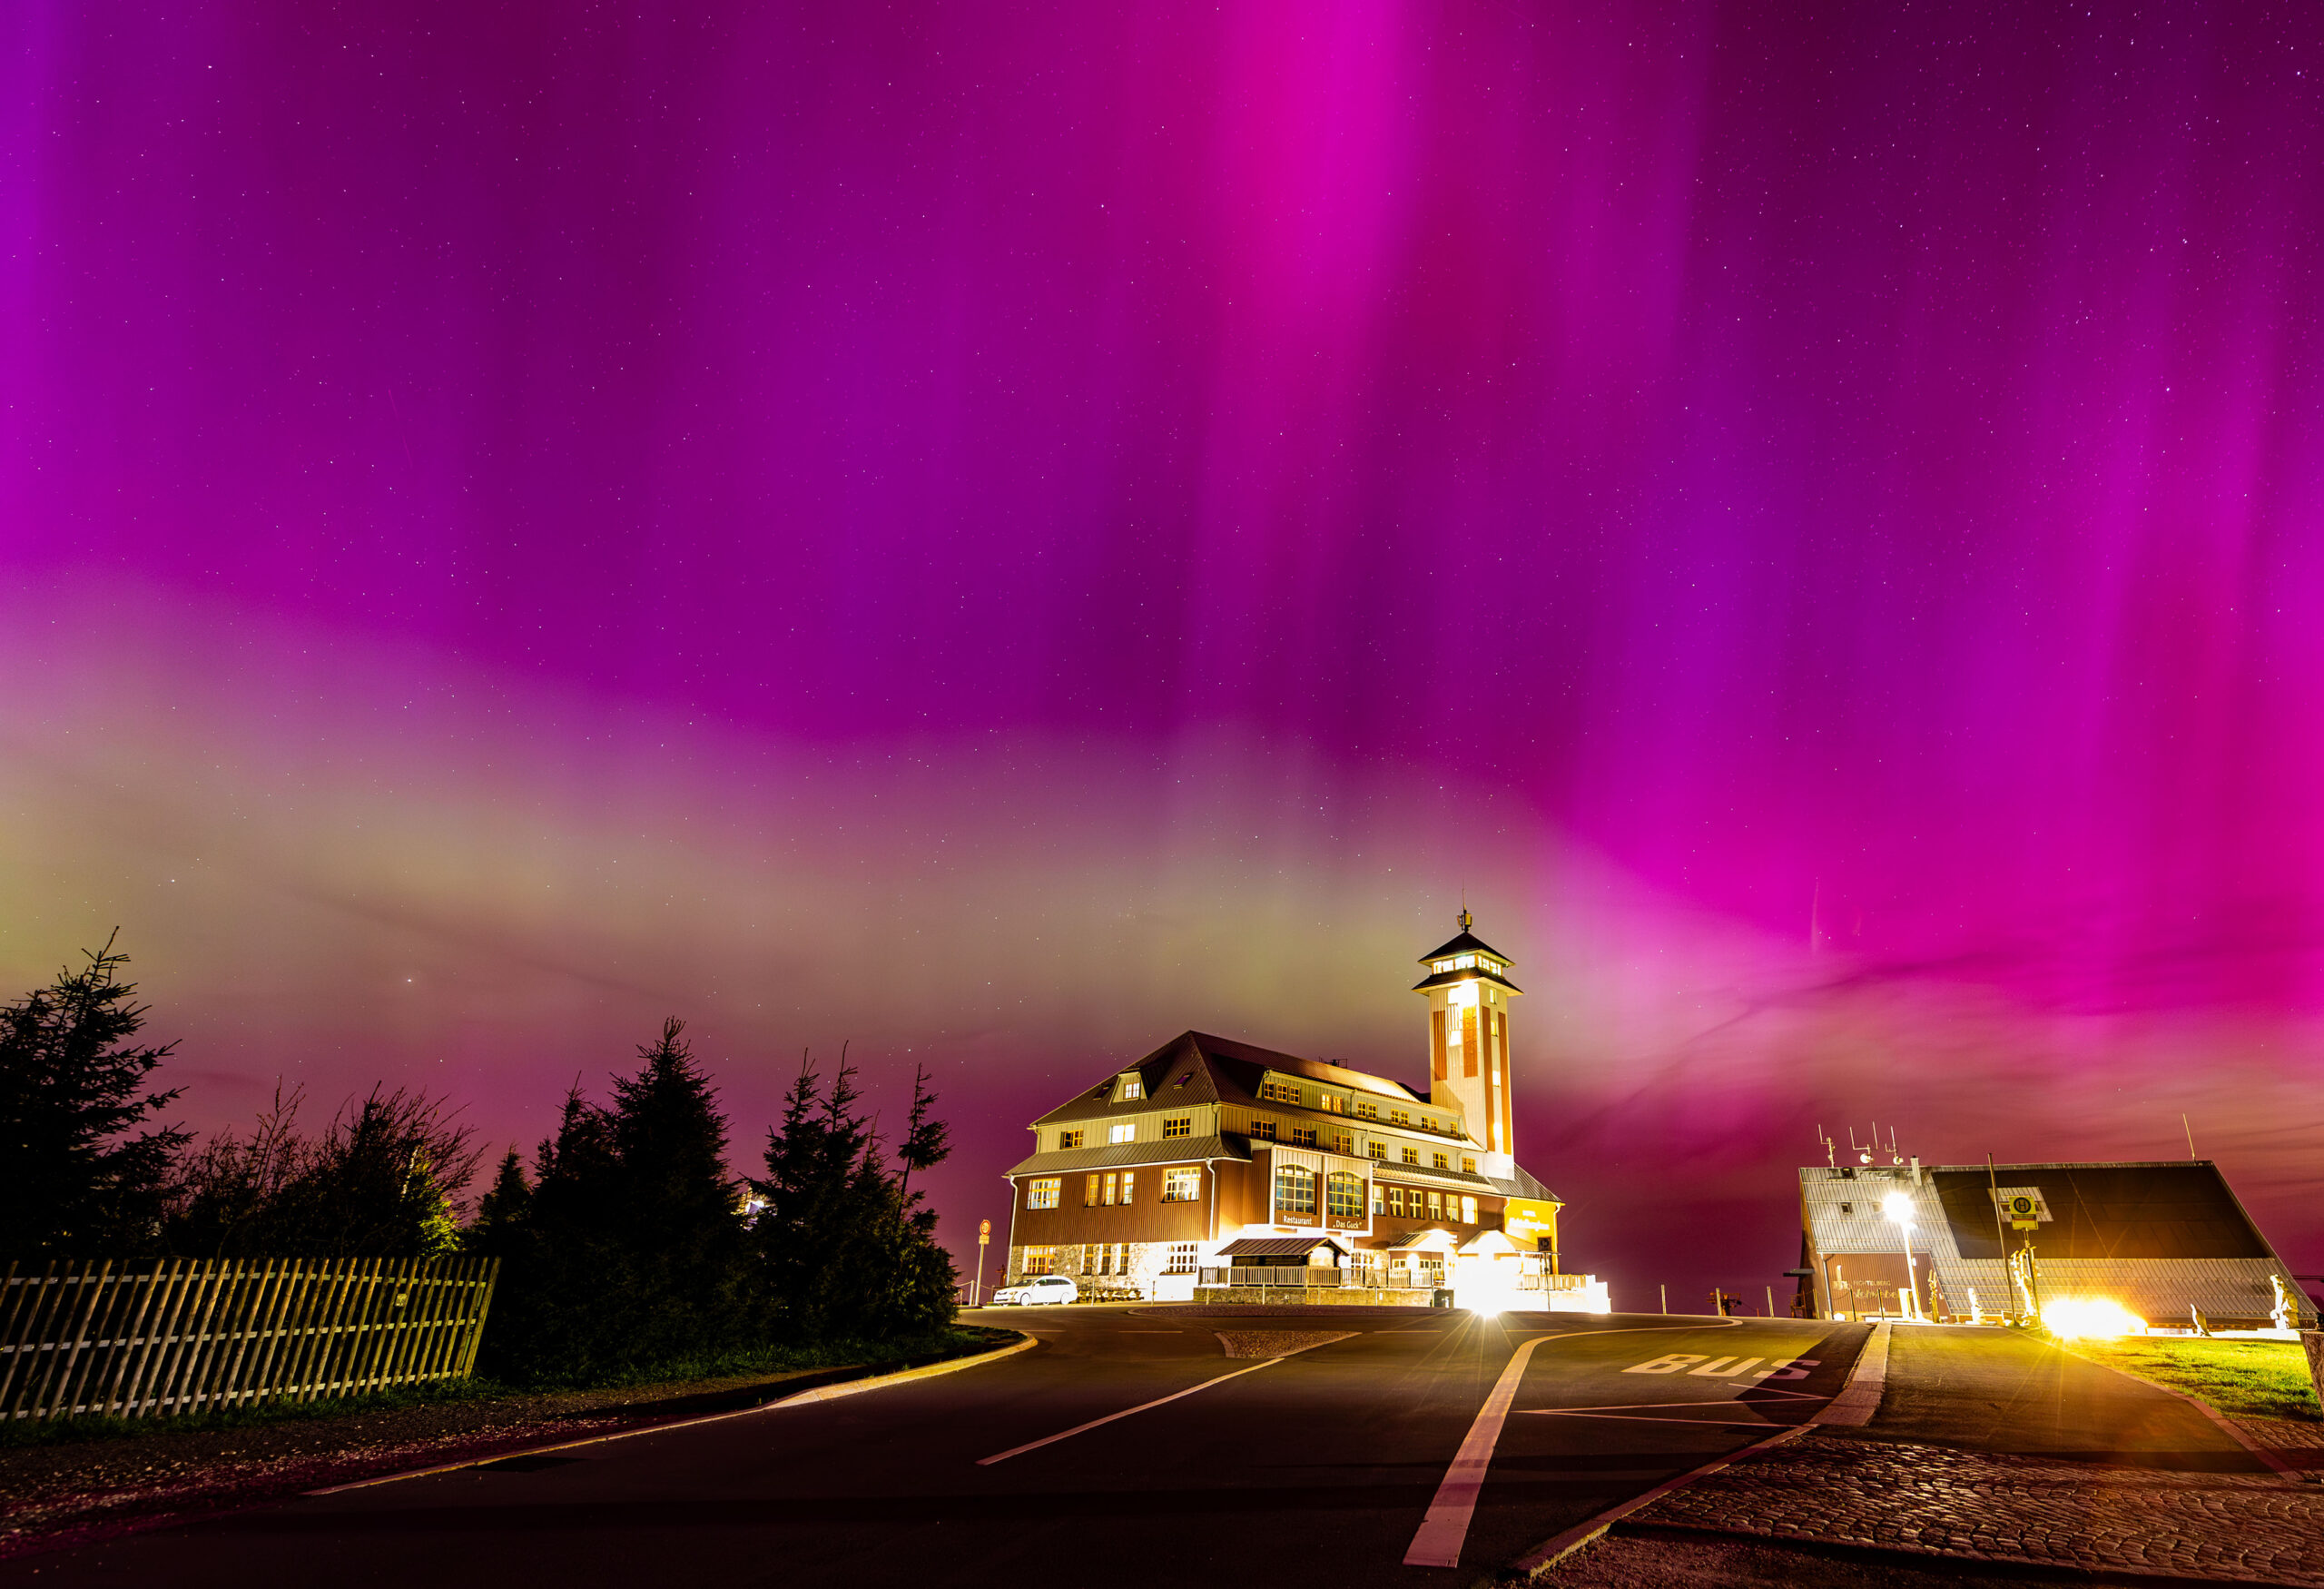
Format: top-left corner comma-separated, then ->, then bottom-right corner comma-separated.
1882,1191 -> 1920,1321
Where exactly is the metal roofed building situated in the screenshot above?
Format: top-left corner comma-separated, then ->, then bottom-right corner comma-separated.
1796,1157 -> 2316,1331
999,914 -> 1610,1310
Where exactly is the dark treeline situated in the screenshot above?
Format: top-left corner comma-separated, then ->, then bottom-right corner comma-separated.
0,941 -> 959,1383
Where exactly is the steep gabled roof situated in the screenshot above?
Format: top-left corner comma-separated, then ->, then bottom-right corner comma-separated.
1029,1031 -> 1424,1129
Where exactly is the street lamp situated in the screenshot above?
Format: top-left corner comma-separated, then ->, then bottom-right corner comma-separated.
1882,1191 -> 1920,1321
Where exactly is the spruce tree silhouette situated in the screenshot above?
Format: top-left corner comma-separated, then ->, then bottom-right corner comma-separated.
0,934 -> 188,1258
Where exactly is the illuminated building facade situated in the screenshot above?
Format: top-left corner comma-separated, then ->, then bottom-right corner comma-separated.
1797,1157 -> 2316,1332
1000,918 -> 1608,1309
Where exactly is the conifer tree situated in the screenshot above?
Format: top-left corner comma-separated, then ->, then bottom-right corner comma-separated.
0,936 -> 189,1257
467,1148 -> 533,1256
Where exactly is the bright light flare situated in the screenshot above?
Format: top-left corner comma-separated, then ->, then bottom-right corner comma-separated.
2043,1298 -> 2146,1340
1882,1192 -> 1915,1224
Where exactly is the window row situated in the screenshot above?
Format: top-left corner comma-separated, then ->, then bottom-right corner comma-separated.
1055,1115 -> 1194,1151
1022,1166 -> 1203,1210
1372,1185 -> 1481,1224
1021,1241 -> 1199,1278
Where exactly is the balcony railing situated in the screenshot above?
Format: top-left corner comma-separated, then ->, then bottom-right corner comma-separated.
1197,1267 -> 1349,1288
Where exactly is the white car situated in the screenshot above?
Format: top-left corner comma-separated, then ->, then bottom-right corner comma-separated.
992,1275 -> 1079,1306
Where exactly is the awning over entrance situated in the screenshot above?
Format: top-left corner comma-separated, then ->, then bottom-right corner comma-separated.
1384,1228 -> 1460,1252
1216,1235 -> 1353,1258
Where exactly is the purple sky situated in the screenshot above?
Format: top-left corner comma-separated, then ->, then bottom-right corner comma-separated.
6,2 -> 2323,1308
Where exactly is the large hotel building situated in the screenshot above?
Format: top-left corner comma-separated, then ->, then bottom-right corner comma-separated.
1000,915 -> 1609,1309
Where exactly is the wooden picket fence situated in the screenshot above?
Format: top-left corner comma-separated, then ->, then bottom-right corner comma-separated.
0,1256 -> 499,1422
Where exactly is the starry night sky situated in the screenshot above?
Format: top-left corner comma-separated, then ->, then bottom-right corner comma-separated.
6,1 -> 2322,1307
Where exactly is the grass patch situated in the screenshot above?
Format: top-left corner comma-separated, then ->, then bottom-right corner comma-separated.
0,1324 -> 1016,1450
2061,1334 -> 2321,1422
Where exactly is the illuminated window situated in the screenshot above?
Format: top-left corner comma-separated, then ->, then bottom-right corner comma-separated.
1325,1171 -> 1364,1219
1020,1246 -> 1057,1275
1425,1190 -> 1443,1219
1162,1167 -> 1201,1201
1460,1195 -> 1477,1224
1163,1115 -> 1191,1138
1433,1152 -> 1450,1170
1101,1173 -> 1119,1205
1250,1118 -> 1277,1141
1386,1187 -> 1405,1217
1119,1078 -> 1145,1100
1027,1178 -> 1060,1209
1456,954 -> 1474,969
1462,1156 -> 1477,1175
1164,1242 -> 1198,1274
1108,1122 -> 1136,1145
1085,1174 -> 1101,1206
1058,1130 -> 1084,1150
1120,1171 -> 1136,1202
1319,1094 -> 1345,1115
1275,1165 -> 1316,1217
1402,1147 -> 1420,1166
1290,1124 -> 1318,1148
1371,1182 -> 1385,1214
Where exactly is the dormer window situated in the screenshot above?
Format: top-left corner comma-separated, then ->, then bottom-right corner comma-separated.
1118,1075 -> 1145,1101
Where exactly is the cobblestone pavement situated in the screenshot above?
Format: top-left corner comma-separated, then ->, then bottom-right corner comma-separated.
1626,1429 -> 2324,1584
1212,1328 -> 1358,1358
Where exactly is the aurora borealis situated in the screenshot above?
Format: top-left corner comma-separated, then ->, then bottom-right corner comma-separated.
5,2 -> 2321,1305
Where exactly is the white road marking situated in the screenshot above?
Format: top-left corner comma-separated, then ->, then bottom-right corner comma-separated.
1506,1318 -> 1889,1575
976,1358 -> 1283,1465
1401,1319 -> 1739,1569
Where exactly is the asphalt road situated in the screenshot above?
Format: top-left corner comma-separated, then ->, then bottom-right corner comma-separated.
0,1306 -> 1872,1588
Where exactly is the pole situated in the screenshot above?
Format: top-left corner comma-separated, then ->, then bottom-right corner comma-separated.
973,1219 -> 990,1308
1897,1219 -> 1918,1321
1659,1283 -> 1667,1314
1766,1284 -> 1775,1318
1985,1153 -> 2013,1321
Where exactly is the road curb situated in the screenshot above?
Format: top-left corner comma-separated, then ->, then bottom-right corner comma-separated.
772,1331 -> 1039,1406
304,1330 -> 1038,1496
1489,1320 -> 1886,1584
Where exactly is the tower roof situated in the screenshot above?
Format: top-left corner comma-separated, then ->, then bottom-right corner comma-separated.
1416,926 -> 1510,964
1413,911 -> 1521,992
